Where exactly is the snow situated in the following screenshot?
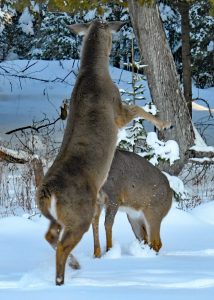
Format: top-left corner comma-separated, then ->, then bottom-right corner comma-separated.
0,10 -> 12,34
191,202 -> 214,225
0,23 -> 4,34
5,50 -> 19,61
0,145 -> 32,161
31,2 -> 40,14
18,8 -> 34,35
0,202 -> 214,299
0,59 -> 214,298
159,3 -> 176,22
162,172 -> 187,199
0,60 -> 75,138
143,103 -> 157,115
207,41 -> 214,52
145,132 -> 180,166
190,126 -> 214,152
84,9 -> 96,21
192,86 -> 214,146
190,157 -> 214,163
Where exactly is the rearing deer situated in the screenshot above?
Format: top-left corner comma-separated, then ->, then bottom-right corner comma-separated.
37,20 -> 171,285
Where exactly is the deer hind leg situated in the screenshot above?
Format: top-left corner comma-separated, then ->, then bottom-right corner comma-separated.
68,253 -> 81,270
46,221 -> 80,270
116,104 -> 171,131
104,203 -> 118,252
45,220 -> 62,249
148,223 -> 162,253
143,210 -> 162,253
92,202 -> 102,258
55,225 -> 87,286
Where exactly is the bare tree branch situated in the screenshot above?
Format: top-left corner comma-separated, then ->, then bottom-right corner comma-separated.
5,100 -> 69,135
0,146 -> 44,188
0,60 -> 76,85
5,117 -> 61,135
0,146 -> 30,164
187,149 -> 214,159
21,61 -> 38,73
193,97 -> 214,119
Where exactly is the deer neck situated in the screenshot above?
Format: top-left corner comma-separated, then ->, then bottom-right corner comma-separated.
80,38 -> 110,76
80,55 -> 109,76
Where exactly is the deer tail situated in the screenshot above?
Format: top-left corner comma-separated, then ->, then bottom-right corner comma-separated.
36,185 -> 55,222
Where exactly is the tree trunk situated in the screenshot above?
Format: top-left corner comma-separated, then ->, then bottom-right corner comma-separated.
128,0 -> 195,175
178,1 -> 192,117
31,158 -> 44,188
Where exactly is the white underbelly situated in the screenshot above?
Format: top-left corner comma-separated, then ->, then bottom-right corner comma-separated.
49,195 -> 58,220
119,206 -> 150,238
119,206 -> 144,219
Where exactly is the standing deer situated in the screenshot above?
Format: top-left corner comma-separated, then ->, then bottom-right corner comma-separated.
92,149 -> 173,257
37,20 -> 171,285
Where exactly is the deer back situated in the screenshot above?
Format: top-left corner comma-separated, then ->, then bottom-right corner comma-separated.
102,149 -> 172,217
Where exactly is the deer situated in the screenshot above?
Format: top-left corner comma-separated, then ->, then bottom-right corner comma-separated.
36,20 -> 172,285
92,148 -> 173,258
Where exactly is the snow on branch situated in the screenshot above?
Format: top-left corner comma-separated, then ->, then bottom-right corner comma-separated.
188,126 -> 214,159
0,145 -> 33,164
0,146 -> 44,187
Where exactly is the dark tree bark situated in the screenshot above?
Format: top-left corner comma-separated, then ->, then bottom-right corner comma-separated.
31,158 -> 44,188
128,0 -> 195,175
178,1 -> 192,117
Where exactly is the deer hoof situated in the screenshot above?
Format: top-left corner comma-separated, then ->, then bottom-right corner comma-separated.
56,276 -> 64,286
94,248 -> 102,258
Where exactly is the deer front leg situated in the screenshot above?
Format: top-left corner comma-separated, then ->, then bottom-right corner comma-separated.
115,104 -> 172,131
92,203 -> 102,258
104,204 -> 118,252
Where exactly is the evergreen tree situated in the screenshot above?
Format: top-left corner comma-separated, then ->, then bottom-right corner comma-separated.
29,12 -> 79,60
160,0 -> 214,88
190,0 -> 214,88
29,3 -> 133,65
0,1 -> 16,60
119,51 -> 150,154
0,1 -> 37,60
14,7 -> 35,58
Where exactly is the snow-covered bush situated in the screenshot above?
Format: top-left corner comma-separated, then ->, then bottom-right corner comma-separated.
0,162 -> 36,217
0,112 -> 65,217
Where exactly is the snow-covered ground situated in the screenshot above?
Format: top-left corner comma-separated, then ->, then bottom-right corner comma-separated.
0,202 -> 214,299
0,60 -> 213,299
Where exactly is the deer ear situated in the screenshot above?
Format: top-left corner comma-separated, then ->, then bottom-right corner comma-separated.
67,23 -> 90,36
108,21 -> 127,33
